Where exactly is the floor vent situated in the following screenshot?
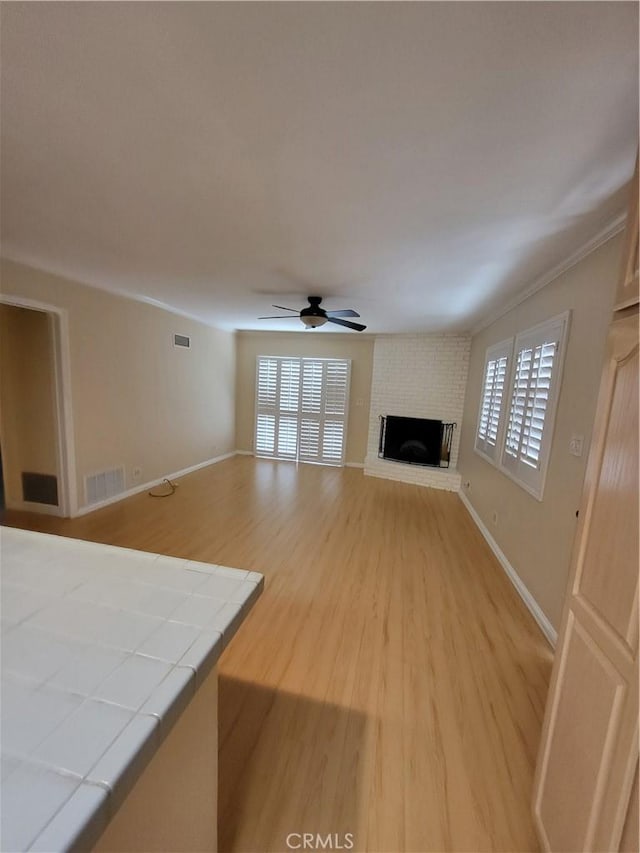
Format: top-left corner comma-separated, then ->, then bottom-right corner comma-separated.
22,472 -> 59,506
85,466 -> 125,506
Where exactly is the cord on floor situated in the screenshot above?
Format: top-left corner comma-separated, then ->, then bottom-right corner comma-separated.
148,478 -> 178,498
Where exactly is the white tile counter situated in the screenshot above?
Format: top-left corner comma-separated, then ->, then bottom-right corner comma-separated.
0,526 -> 263,852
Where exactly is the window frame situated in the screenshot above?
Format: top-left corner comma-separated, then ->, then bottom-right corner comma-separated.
474,311 -> 571,502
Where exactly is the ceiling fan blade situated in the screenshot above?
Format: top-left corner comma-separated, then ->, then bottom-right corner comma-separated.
272,304 -> 299,312
258,315 -> 300,320
325,309 -> 360,318
327,316 -> 367,332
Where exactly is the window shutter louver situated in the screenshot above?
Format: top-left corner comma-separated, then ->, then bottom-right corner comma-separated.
325,360 -> 349,416
257,357 -> 278,409
505,342 -> 556,469
278,359 -> 300,413
255,413 -> 276,455
255,356 -> 350,466
255,357 -> 279,455
322,421 -> 345,464
299,419 -> 321,459
277,415 -> 298,459
301,360 -> 323,414
475,340 -> 512,462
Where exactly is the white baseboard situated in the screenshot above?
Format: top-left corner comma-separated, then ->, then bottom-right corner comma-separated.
458,490 -> 557,648
234,450 -> 364,469
74,452 -> 236,517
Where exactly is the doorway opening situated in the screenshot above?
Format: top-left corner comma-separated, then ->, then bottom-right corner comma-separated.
0,298 -> 76,517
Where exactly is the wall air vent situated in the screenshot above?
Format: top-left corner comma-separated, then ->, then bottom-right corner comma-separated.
173,333 -> 191,349
85,466 -> 125,506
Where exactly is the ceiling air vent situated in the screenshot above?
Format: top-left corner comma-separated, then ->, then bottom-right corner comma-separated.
174,333 -> 191,349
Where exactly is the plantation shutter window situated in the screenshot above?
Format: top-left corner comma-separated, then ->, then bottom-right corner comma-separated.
299,359 -> 323,461
255,357 -> 278,455
475,338 -> 512,462
255,356 -> 351,466
298,358 -> 350,466
504,343 -> 556,467
501,313 -> 570,499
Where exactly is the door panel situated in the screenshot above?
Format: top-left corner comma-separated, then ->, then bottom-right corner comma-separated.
578,347 -> 639,647
538,616 -> 626,852
533,312 -> 639,852
619,767 -> 638,853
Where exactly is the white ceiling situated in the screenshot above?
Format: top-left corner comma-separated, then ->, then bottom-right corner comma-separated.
1,2 -> 637,334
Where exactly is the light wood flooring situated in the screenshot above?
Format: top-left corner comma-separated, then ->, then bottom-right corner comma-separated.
2,456 -> 553,852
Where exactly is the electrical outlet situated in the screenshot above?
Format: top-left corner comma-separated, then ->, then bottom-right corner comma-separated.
569,434 -> 584,457
492,511 -> 498,526
132,466 -> 142,482
355,397 -> 364,407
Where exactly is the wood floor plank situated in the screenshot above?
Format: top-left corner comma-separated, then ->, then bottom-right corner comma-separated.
1,456 -> 551,852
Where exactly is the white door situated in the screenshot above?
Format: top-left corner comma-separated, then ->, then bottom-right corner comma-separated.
532,311 -> 639,852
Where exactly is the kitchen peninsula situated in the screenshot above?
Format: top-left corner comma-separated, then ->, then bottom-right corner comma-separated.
1,526 -> 263,852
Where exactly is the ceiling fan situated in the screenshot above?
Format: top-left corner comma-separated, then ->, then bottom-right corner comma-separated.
258,296 -> 366,331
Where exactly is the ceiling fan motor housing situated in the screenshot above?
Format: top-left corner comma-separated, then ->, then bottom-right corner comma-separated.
300,297 -> 327,328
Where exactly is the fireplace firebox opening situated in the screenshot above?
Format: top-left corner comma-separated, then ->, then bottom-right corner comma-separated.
378,416 -> 456,468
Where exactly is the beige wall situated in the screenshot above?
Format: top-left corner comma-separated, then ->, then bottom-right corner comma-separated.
0,305 -> 59,507
457,233 -> 622,630
0,259 -> 236,511
235,331 -> 374,465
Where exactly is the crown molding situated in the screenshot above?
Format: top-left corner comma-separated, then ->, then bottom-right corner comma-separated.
3,210 -> 627,340
0,254 -> 229,333
470,213 -> 627,336
236,328 -> 377,339
132,294 -> 218,328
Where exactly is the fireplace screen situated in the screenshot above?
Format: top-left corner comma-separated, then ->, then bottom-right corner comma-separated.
378,416 -> 456,468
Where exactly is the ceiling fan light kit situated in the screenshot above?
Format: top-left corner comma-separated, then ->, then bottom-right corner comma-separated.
258,296 -> 367,332
301,315 -> 327,329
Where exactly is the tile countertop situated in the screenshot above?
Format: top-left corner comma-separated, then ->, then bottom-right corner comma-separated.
0,526 -> 263,853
